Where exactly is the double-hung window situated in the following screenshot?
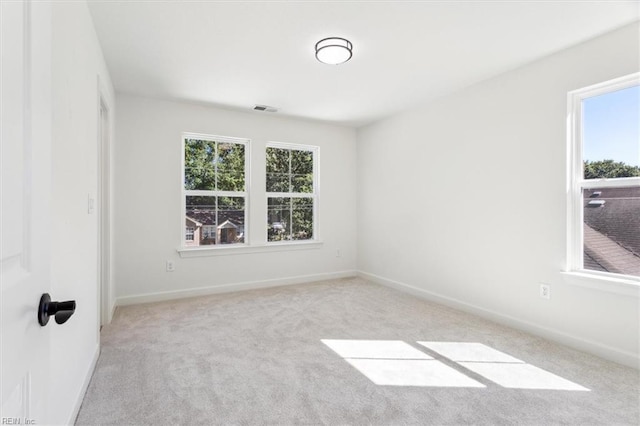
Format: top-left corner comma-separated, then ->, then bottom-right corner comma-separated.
266,143 -> 318,242
567,73 -> 640,281
182,134 -> 248,247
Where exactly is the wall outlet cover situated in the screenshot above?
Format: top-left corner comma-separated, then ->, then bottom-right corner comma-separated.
540,284 -> 550,299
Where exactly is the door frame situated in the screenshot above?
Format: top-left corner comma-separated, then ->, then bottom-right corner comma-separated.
97,78 -> 113,327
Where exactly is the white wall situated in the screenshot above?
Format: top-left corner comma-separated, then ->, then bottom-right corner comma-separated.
51,1 -> 115,423
114,95 -> 357,303
357,22 -> 640,368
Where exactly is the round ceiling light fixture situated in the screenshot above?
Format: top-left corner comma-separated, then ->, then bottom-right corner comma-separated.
315,37 -> 353,65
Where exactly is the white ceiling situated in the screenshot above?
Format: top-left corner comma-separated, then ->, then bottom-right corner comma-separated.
87,1 -> 639,127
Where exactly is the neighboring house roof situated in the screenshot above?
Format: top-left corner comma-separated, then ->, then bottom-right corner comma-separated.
186,207 -> 245,228
185,216 -> 203,227
218,219 -> 237,229
583,251 -> 607,273
583,187 -> 640,275
584,224 -> 640,276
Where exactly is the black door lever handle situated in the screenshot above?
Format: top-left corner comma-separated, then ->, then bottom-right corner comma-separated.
38,293 -> 76,326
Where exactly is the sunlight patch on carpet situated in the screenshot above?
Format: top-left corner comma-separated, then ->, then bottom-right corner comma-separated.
322,339 -> 484,387
321,339 -> 431,360
346,358 -> 486,387
418,342 -> 590,391
416,341 -> 523,363
323,340 -> 590,391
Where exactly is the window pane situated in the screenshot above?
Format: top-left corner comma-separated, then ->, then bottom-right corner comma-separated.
218,196 -> 245,244
291,150 -> 313,193
266,147 -> 290,192
184,139 -> 216,190
186,195 -> 244,246
583,186 -> 640,277
583,85 -> 640,179
292,197 -> 313,240
186,195 -> 216,246
217,142 -> 245,191
267,197 -> 291,241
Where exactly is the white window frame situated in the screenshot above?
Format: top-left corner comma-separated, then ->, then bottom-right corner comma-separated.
266,142 -> 320,244
181,132 -> 250,249
566,73 -> 640,289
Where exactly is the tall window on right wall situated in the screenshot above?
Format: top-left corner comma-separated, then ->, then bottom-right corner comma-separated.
568,73 -> 640,280
266,143 -> 318,242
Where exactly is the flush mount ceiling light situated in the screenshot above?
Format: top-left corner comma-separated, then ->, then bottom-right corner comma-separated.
315,37 -> 353,65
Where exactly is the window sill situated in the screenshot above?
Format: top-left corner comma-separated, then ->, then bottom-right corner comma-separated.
560,271 -> 640,298
177,240 -> 323,258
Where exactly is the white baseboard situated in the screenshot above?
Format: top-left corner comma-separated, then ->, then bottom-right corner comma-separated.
69,343 -> 100,425
358,270 -> 639,369
116,270 -> 357,306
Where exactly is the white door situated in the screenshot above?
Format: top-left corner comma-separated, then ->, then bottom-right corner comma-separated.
1,0 -> 53,423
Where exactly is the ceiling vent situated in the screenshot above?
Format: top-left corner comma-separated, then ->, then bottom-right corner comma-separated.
253,105 -> 278,112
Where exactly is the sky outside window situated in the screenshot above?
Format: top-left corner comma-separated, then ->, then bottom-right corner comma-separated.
583,85 -> 639,167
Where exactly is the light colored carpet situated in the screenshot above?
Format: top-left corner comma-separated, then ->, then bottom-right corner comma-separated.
76,277 -> 639,425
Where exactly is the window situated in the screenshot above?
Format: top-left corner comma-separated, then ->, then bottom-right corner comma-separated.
567,74 -> 640,280
202,225 -> 216,240
179,135 -> 321,254
266,143 -> 318,242
182,134 -> 247,247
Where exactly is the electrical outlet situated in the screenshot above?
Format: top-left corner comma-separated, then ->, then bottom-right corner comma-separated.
336,249 -> 341,258
166,260 -> 175,272
540,284 -> 550,300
